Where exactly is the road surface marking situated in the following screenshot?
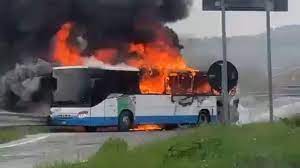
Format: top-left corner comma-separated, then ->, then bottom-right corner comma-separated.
0,134 -> 50,149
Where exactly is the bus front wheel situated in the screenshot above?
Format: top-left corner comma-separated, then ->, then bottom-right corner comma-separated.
118,110 -> 134,132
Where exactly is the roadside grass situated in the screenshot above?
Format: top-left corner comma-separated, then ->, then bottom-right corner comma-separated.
0,126 -> 49,144
38,121 -> 300,168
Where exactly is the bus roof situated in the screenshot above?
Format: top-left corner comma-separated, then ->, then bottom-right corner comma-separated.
53,65 -> 139,72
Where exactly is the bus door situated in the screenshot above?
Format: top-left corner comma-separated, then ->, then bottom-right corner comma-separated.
90,79 -> 107,119
90,99 -> 105,119
104,94 -> 119,118
90,85 -> 119,125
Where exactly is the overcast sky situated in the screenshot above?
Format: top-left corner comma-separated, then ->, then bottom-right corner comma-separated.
170,0 -> 300,38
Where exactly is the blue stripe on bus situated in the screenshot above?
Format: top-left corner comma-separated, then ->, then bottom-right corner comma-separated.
50,115 -> 217,126
136,116 -> 198,124
50,117 -> 118,126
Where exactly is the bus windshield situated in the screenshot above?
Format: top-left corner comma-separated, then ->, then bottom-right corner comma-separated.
52,68 -> 92,107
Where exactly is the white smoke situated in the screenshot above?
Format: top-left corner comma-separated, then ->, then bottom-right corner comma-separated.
238,96 -> 300,124
83,56 -> 139,71
0,59 -> 52,110
74,35 -> 138,72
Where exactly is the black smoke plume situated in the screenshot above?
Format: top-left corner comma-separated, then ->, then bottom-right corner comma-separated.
0,0 -> 192,74
0,0 -> 192,110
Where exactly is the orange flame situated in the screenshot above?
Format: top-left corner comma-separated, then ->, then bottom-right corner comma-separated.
126,25 -> 194,94
95,48 -> 118,64
52,23 -> 82,65
52,22 -> 212,95
132,124 -> 162,131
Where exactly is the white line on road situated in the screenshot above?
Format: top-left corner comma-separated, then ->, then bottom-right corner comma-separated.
0,134 -> 50,149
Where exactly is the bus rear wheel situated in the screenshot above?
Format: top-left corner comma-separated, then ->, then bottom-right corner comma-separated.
118,110 -> 134,132
198,110 -> 211,124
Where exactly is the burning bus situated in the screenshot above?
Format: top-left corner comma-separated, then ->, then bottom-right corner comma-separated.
0,0 -> 240,130
49,60 -> 239,131
47,20 -> 239,131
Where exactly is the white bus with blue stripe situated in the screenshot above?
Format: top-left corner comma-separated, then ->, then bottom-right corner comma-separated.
49,65 -> 238,131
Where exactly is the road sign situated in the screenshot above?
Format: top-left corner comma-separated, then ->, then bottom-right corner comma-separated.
207,60 -> 238,93
202,0 -> 288,123
203,0 -> 288,11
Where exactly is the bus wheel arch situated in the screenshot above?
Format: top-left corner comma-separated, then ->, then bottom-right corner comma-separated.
198,109 -> 211,124
118,110 -> 134,132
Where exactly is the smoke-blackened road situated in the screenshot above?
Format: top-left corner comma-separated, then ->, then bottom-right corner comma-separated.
0,131 -> 179,168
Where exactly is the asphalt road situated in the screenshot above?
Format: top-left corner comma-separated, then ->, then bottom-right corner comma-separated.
0,131 -> 178,168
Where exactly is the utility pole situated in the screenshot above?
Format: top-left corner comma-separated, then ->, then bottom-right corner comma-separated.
265,0 -> 274,122
221,0 -> 229,123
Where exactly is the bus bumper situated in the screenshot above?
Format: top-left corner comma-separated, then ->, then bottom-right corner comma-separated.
48,116 -> 89,126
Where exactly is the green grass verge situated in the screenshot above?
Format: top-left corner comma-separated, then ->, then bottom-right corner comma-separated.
38,122 -> 300,168
0,126 -> 49,144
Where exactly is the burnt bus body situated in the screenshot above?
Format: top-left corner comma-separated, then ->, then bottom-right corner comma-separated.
167,70 -> 239,123
49,61 -> 239,128
51,67 -> 222,109
49,66 -> 221,129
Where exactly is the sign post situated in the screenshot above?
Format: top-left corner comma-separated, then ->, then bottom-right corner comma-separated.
221,0 -> 230,123
265,0 -> 274,122
203,0 -> 288,123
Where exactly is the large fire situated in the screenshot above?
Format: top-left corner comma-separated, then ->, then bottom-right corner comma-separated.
53,23 -> 83,66
53,22 -> 212,95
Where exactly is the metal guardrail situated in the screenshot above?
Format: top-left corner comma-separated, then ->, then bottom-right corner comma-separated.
0,112 -> 48,127
247,93 -> 300,97
0,111 -> 47,118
